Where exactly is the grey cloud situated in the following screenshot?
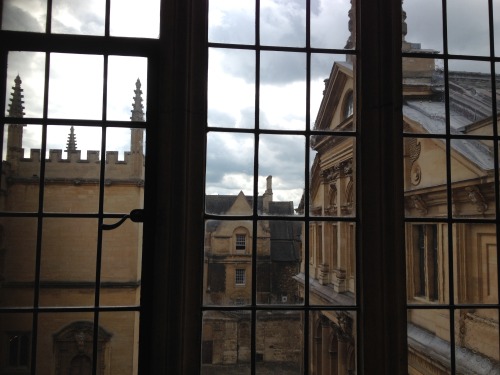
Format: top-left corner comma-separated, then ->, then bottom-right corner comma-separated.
208,108 -> 237,128
2,2 -> 44,32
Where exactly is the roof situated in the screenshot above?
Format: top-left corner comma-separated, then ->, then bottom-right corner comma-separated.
269,220 -> 301,262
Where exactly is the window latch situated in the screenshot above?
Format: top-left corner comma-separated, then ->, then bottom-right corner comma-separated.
101,209 -> 144,230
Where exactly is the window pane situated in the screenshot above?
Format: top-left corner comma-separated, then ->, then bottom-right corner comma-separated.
1,0 -> 47,32
208,0 -> 255,45
403,0 -> 443,53
110,0 -> 160,38
208,48 -> 255,129
311,0 -> 353,49
0,313 -> 32,369
5,52 -> 45,118
260,0 -> 305,47
51,0 -> 105,35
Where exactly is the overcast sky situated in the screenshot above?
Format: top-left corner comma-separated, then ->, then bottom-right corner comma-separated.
3,0 -> 500,208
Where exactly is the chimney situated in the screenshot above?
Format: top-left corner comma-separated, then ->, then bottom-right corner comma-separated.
263,175 -> 273,213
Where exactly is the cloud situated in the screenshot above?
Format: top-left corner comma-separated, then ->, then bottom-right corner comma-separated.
2,0 -> 45,32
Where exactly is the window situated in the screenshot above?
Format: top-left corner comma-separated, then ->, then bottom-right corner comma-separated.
343,91 -> 354,119
235,234 -> 246,251
235,269 -> 246,286
409,224 -> 438,301
7,333 -> 30,368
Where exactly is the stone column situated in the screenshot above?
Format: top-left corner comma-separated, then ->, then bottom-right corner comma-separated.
321,317 -> 331,375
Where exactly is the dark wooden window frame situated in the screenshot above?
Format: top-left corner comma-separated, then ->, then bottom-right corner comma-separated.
0,0 -> 406,373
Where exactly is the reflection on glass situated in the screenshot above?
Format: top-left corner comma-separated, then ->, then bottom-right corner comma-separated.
208,48 -> 255,129
52,0 -> 105,35
208,0 -> 254,45
258,134 -> 304,215
100,311 -> 140,374
107,56 -> 148,121
403,0 -> 443,53
2,0 -> 46,32
447,0 -> 489,56
407,309 -> 450,373
205,132 -> 254,210
37,312 -> 95,374
309,136 -> 355,217
309,310 -> 356,374
2,124 -> 42,212
0,218 -> 37,307
404,136 -> 448,218
204,220 -> 252,306
104,127 -> 145,213
49,53 -> 103,120
201,310 -> 251,373
44,125 -> 101,213
455,309 -> 499,373
311,0 -> 352,49
453,223 -> 497,305
110,0 -> 160,38
0,313 -> 33,370
39,218 -> 97,307
260,51 -> 306,130
448,60 -> 492,133
256,220 -> 302,305
260,0 -> 305,47
406,222 -> 448,305
101,221 -> 142,306
256,311 -> 303,374
450,139 -> 495,218
6,52 -> 45,118
304,221 -> 355,306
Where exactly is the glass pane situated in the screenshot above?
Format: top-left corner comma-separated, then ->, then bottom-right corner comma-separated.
101,221 -> 142,307
449,60 -> 493,134
100,311 -> 140,374
450,139 -> 495,218
52,0 -> 105,35
0,218 -> 37,307
2,124 -> 42,212
208,48 -> 255,129
204,220 -> 252,306
205,132 -> 254,213
5,52 -> 45,118
0,313 -> 33,369
258,135 -> 304,215
404,137 -> 448,218
455,309 -> 499,372
403,0 -> 443,53
107,56 -> 148,121
110,0 -> 160,38
256,220 -> 302,305
208,0 -> 255,45
39,218 -> 98,307
447,0 -> 490,56
260,0 -> 305,47
403,58 -> 445,135
256,311 -> 303,374
44,125 -> 102,213
37,313 -> 97,374
201,310 -> 251,373
2,0 -> 47,32
309,136 -> 355,217
453,223 -> 497,305
309,310 -> 356,374
406,223 -> 448,305
260,51 -> 306,130
407,309 -> 451,373
48,53 -> 103,120
311,0 -> 352,49
103,127 -> 145,213
304,221 -> 356,306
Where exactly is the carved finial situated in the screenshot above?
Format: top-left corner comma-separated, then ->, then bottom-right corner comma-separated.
66,126 -> 77,152
344,0 -> 355,49
8,75 -> 25,118
131,78 -> 145,122
402,0 -> 407,42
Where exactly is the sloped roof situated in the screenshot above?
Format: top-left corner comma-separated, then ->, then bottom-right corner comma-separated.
269,220 -> 301,262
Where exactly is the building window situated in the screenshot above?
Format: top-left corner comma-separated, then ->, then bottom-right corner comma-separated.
413,224 -> 438,301
343,91 -> 354,119
7,333 -> 29,368
235,234 -> 246,251
235,269 -> 246,286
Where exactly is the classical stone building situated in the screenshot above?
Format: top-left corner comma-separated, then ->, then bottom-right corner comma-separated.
296,18 -> 500,375
0,76 -> 145,374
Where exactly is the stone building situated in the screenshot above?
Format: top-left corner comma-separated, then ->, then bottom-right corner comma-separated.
296,16 -> 499,375
0,76 -> 145,374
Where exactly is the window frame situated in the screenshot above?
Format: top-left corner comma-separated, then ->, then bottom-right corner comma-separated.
0,0 -> 408,374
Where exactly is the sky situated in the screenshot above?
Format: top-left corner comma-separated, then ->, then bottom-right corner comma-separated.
3,0 -> 500,208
